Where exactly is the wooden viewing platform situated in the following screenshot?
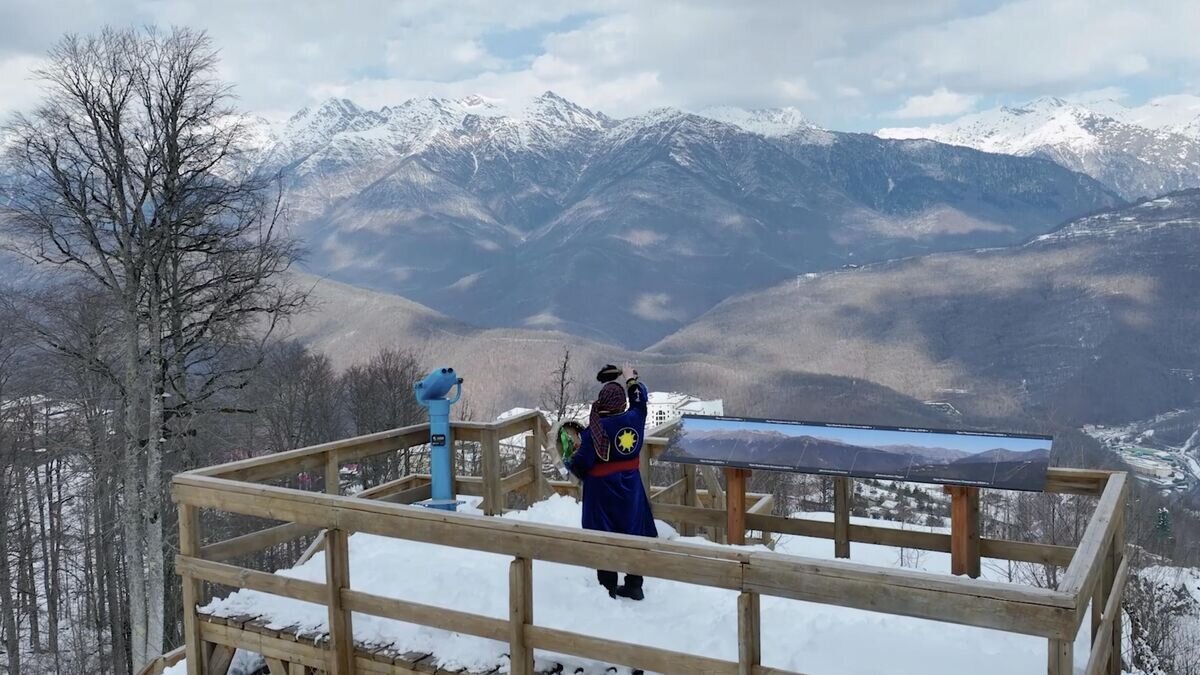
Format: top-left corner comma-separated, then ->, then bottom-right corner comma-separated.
147,411 -> 1130,675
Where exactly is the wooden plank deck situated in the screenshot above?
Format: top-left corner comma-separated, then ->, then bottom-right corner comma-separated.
196,611 -> 563,675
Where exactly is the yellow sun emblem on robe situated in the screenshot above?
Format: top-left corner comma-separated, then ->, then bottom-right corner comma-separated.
615,428 -> 639,455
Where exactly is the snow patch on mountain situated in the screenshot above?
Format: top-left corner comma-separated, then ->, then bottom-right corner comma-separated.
1119,94 -> 1200,137
699,105 -> 815,136
1034,189 -> 1200,244
877,96 -> 1200,199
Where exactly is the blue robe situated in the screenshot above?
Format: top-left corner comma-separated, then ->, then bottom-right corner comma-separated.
567,382 -> 658,539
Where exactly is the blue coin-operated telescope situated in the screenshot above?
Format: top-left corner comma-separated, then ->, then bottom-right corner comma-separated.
413,367 -> 463,511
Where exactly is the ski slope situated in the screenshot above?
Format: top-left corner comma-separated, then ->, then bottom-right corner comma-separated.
173,496 -> 1103,675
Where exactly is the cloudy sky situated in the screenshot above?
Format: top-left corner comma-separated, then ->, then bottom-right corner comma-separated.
0,0 -> 1197,130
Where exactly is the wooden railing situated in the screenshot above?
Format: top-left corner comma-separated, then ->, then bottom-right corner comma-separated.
166,412 -> 1129,675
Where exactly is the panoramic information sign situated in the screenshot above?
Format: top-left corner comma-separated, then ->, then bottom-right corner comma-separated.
660,415 -> 1053,491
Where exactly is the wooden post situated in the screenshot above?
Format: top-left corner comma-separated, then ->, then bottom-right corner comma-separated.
1048,638 -> 1073,675
533,416 -> 555,499
325,528 -> 355,675
208,645 -> 235,675
1092,543 -> 1111,657
1108,508 -> 1125,675
524,435 -> 546,503
509,557 -> 534,675
178,503 -> 206,675
679,464 -> 697,537
946,486 -> 981,578
325,450 -> 340,496
702,466 -> 727,544
833,477 -> 851,559
482,429 -> 503,516
725,468 -> 749,546
737,592 -> 761,675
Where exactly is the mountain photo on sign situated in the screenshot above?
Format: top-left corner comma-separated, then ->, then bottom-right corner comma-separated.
661,416 -> 1053,491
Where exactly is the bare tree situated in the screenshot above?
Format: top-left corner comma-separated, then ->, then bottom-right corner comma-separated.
1,27 -> 302,670
0,298 -> 23,675
252,342 -> 344,454
539,346 -> 578,422
343,347 -> 423,482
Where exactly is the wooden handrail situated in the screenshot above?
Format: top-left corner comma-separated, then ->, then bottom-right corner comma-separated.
164,410 -> 1128,675
174,473 -> 750,587
1083,555 -> 1130,675
1060,472 -> 1128,605
136,645 -> 185,675
173,472 -> 1080,639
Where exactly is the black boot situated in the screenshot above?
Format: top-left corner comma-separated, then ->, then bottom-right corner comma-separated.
597,569 -> 619,598
615,574 -> 645,600
614,584 -> 645,601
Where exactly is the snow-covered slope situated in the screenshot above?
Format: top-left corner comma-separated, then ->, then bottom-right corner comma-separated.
878,96 -> 1200,200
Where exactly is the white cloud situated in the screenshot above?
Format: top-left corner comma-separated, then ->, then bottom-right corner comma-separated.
0,54 -> 47,118
891,88 -> 978,119
834,0 -> 1200,96
0,0 -> 1197,129
776,78 -> 816,101
1063,86 -> 1128,104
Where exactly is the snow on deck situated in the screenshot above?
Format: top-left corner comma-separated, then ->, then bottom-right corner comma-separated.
196,496 -> 1095,675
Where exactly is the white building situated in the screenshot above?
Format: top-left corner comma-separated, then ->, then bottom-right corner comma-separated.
497,392 -> 724,428
646,392 -> 724,428
1124,455 -> 1174,479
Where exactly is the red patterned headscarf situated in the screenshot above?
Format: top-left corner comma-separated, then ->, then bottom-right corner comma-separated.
589,382 -> 627,461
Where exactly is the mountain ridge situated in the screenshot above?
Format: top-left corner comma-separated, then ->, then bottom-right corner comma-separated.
250,90 -> 1120,347
878,95 -> 1200,200
651,188 -> 1200,426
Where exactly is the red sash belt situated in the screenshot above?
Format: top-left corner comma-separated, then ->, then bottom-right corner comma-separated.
589,457 -> 640,477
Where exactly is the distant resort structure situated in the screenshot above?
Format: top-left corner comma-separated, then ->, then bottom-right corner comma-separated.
1086,420 -> 1198,493
498,391 -> 724,426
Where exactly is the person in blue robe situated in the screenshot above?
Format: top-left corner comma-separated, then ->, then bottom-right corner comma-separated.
567,364 -> 658,600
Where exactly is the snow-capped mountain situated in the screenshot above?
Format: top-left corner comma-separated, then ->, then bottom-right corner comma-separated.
1119,94 -> 1200,137
231,91 -> 1120,347
878,96 -> 1200,200
256,91 -> 611,173
699,105 -> 819,137
0,91 -> 1121,348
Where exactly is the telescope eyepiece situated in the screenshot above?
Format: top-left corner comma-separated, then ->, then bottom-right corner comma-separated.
415,366 -> 462,401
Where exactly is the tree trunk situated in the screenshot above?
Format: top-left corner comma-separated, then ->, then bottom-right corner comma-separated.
20,481 -> 42,653
143,284 -> 166,664
104,480 -> 129,675
35,461 -> 60,659
0,464 -> 20,674
122,309 -> 149,672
